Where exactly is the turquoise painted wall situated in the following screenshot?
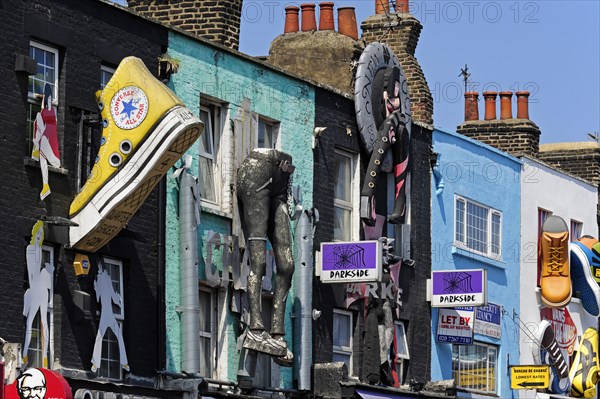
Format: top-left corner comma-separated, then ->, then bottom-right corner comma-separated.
431,128 -> 522,399
164,31 -> 315,387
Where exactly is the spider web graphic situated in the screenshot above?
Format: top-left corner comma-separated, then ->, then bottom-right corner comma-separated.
331,245 -> 366,269
442,272 -> 473,294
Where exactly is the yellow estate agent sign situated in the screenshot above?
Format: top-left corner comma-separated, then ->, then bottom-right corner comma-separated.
511,365 -> 550,389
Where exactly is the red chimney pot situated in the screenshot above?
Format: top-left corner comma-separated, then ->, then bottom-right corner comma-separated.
284,6 -> 300,33
375,0 -> 390,15
396,0 -> 409,13
319,2 -> 335,31
483,92 -> 497,120
464,92 -> 479,122
516,91 -> 530,119
301,3 -> 317,32
500,91 -> 513,119
338,7 -> 358,40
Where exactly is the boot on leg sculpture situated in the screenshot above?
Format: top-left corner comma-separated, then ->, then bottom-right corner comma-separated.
237,149 -> 295,366
360,67 -> 411,226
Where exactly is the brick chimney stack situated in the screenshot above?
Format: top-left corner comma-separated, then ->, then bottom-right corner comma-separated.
457,88 -> 541,157
128,0 -> 244,50
360,0 -> 434,126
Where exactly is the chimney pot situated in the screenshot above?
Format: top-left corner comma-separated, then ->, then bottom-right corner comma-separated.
284,6 -> 300,33
483,91 -> 497,120
516,91 -> 530,119
396,0 -> 410,13
499,91 -> 513,119
464,92 -> 479,122
301,3 -> 317,32
337,7 -> 359,40
319,2 -> 335,31
375,0 -> 390,15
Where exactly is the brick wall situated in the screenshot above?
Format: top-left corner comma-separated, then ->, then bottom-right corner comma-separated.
538,143 -> 600,186
361,14 -> 433,126
128,0 -> 243,51
457,119 -> 541,157
311,87 -> 433,383
0,0 -> 166,379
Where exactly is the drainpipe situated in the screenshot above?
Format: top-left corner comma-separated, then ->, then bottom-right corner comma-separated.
157,177 -> 167,371
293,206 -> 318,390
174,156 -> 201,373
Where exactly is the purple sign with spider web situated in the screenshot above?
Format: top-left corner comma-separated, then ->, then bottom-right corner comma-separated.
319,240 -> 382,283
431,269 -> 487,307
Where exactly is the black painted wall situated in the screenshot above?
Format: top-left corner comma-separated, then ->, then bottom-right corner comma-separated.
311,85 -> 433,384
0,0 -> 167,379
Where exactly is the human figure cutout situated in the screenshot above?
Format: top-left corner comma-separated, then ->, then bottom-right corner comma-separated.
32,83 -> 61,200
91,262 -> 129,372
23,221 -> 54,368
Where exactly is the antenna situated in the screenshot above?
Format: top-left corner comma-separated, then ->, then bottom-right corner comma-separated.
458,64 -> 471,93
588,132 -> 600,143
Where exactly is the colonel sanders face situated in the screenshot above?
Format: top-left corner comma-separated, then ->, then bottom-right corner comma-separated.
17,369 -> 47,399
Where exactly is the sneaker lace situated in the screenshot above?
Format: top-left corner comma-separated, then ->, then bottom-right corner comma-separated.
547,246 -> 565,276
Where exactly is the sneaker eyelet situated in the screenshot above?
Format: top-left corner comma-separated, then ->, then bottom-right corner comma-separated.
109,153 -> 122,167
95,155 -> 99,164
120,139 -> 132,154
102,119 -> 109,128
100,137 -> 106,146
98,101 -> 104,111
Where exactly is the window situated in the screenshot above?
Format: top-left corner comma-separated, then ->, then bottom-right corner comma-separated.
199,103 -> 222,205
333,309 -> 353,374
537,209 -> 553,283
571,219 -> 583,242
334,150 -> 358,242
199,287 -> 215,377
452,342 -> 497,394
257,118 -> 278,149
454,196 -> 502,258
27,41 -> 59,155
394,321 -> 409,385
100,65 -> 115,89
254,296 -> 273,386
98,258 -> 124,380
25,245 -> 54,368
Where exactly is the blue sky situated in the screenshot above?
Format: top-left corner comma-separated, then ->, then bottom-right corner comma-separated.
237,1 -> 600,144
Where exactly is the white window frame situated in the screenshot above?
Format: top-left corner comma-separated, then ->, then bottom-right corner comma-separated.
332,309 -> 353,375
199,102 -> 223,209
454,195 -> 502,259
452,341 -> 498,394
570,219 -> 583,242
256,117 -> 280,149
27,41 -> 59,156
394,321 -> 409,385
98,257 -> 124,380
199,286 -> 216,378
27,245 -> 55,368
100,65 -> 115,89
333,149 -> 359,242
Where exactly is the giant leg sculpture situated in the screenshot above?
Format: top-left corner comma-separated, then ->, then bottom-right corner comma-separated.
237,149 -> 295,361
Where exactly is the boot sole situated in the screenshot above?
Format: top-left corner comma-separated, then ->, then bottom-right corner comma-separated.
70,106 -> 202,252
243,338 -> 286,357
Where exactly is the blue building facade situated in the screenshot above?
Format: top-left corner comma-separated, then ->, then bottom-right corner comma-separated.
431,128 -> 521,398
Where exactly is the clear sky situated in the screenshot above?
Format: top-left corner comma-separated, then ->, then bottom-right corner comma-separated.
237,1 -> 600,144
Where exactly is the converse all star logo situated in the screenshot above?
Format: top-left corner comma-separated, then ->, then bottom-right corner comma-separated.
110,86 -> 149,130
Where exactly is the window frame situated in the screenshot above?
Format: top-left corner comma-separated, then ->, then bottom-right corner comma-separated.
394,321 -> 409,386
454,195 -> 503,259
199,101 -> 223,209
256,117 -> 279,150
452,341 -> 498,394
570,219 -> 583,242
198,286 -> 216,378
26,244 -> 55,368
100,65 -> 115,89
27,41 -> 59,156
333,149 -> 359,242
97,257 -> 124,380
332,308 -> 353,375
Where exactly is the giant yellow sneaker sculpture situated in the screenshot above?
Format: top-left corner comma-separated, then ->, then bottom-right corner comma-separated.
69,56 -> 203,252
